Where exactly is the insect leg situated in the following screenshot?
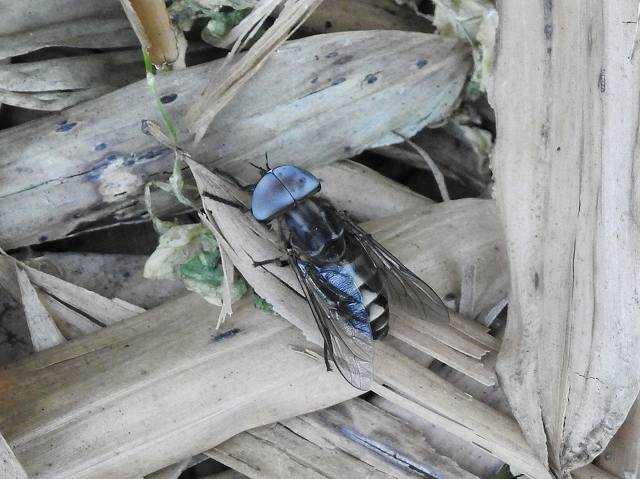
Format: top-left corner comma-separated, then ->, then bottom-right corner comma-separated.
252,257 -> 290,267
201,192 -> 249,213
323,340 -> 332,372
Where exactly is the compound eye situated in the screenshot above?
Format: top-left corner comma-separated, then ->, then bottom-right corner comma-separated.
251,172 -> 294,222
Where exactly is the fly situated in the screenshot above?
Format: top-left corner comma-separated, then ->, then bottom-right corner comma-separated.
212,163 -> 450,391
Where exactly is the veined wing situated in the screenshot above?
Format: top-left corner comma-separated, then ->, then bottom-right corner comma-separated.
289,250 -> 374,391
342,216 -> 450,325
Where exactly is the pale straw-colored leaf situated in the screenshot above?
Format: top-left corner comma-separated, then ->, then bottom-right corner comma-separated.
15,265 -> 66,352
0,432 -> 27,479
186,0 -> 323,142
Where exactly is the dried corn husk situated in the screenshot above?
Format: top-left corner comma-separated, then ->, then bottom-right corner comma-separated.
491,2 -> 640,476
186,0 -> 324,141
0,50 -> 143,111
0,31 -> 471,249
0,0 -> 137,60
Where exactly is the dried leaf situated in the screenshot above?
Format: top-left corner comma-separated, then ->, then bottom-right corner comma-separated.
0,50 -> 143,111
0,31 -> 471,249
186,0 -> 324,141
493,2 -> 640,476
0,18 -> 137,61
15,265 -> 66,352
0,433 -> 27,479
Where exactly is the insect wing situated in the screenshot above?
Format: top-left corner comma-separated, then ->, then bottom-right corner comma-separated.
342,217 -> 450,325
289,252 -> 374,390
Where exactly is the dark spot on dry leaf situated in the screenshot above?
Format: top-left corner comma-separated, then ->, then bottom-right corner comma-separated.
598,68 -> 606,93
138,147 -> 170,160
86,154 -> 119,181
160,93 -> 178,104
331,77 -> 346,86
55,120 -> 77,133
310,76 -> 318,84
95,143 -> 107,151
214,328 -> 242,342
334,54 -> 353,65
534,272 -> 540,289
325,20 -> 333,29
416,59 -> 428,69
365,73 -> 378,84
38,235 -> 48,242
124,158 -> 135,167
325,51 -> 338,58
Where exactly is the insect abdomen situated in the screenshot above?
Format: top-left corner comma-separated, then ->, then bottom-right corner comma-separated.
351,250 -> 389,340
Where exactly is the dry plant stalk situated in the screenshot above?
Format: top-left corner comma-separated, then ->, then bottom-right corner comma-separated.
393,131 -> 450,200
207,398 -> 479,478
187,0 -> 324,141
120,0 -> 180,68
491,1 -> 640,476
14,266 -> 66,352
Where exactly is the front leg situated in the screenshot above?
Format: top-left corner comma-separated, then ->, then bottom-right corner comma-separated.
252,257 -> 290,268
201,192 -> 249,213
